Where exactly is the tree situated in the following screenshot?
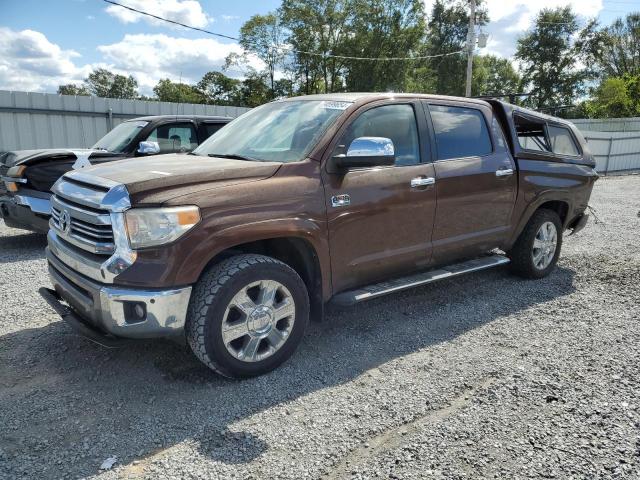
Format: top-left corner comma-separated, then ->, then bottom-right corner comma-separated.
57,84 -> 89,96
238,13 -> 286,95
344,0 -> 427,92
423,0 -> 489,96
84,68 -> 139,99
580,13 -> 640,79
153,79 -> 205,104
582,74 -> 640,118
515,7 -> 588,110
280,0 -> 353,94
197,71 -> 241,105
472,55 -> 521,96
239,72 -> 273,107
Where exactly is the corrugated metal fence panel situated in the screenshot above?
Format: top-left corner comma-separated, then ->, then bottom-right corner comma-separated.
583,131 -> 640,174
0,90 -> 250,151
573,117 -> 640,132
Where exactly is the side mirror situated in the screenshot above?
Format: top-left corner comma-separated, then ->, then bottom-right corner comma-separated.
137,141 -> 160,155
333,137 -> 395,169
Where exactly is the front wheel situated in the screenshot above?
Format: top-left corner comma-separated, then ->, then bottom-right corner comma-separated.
186,254 -> 309,378
508,209 -> 563,279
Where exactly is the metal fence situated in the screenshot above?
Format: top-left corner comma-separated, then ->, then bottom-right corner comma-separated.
582,131 -> 640,175
0,90 -> 250,151
572,117 -> 640,133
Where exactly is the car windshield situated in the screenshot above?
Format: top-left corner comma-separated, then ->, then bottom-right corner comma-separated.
192,100 -> 351,163
92,120 -> 149,153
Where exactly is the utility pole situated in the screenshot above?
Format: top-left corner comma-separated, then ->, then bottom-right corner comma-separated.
465,0 -> 476,97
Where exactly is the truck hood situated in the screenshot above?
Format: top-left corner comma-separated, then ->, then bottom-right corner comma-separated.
75,154 -> 282,201
0,149 -> 119,168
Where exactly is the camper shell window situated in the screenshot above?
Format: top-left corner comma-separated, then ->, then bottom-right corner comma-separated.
514,114 -> 551,152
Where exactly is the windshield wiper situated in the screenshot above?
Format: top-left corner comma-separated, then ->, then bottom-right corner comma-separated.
207,153 -> 257,161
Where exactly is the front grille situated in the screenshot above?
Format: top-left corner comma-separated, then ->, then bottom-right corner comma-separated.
50,178 -> 116,256
51,204 -> 115,254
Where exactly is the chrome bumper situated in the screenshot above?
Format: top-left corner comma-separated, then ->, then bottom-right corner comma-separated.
46,248 -> 192,339
14,193 -> 51,215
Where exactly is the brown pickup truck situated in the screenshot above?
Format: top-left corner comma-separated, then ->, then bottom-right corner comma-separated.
39,93 -> 597,378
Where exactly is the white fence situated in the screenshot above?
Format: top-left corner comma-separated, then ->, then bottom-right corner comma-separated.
0,90 -> 250,151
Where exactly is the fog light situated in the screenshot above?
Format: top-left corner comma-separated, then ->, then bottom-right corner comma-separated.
123,301 -> 147,324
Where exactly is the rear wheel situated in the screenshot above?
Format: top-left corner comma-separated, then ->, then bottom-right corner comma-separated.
186,254 -> 309,378
508,209 -> 563,279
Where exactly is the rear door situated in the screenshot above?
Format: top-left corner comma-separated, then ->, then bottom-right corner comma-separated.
199,121 -> 227,143
322,100 -> 437,293
423,101 -> 516,263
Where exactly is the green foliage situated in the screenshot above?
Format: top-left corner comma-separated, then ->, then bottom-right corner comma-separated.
238,13 -> 285,93
153,79 -> 205,104
515,7 -> 588,110
472,55 -> 521,97
57,84 -> 89,96
84,68 -> 139,99
197,72 -> 241,105
579,13 -> 640,79
582,74 -> 640,118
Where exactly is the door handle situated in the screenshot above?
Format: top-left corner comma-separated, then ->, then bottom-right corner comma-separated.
495,168 -> 514,177
410,177 -> 435,188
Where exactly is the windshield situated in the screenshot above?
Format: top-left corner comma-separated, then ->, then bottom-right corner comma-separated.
192,100 -> 351,163
92,120 -> 149,153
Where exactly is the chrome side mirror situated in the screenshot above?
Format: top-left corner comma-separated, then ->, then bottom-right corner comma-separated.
333,137 -> 395,169
137,141 -> 160,155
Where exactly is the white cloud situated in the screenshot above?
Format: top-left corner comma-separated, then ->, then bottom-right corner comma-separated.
424,0 -> 604,58
0,28 -> 261,96
0,27 -> 91,92
97,33 -> 263,94
105,0 -> 210,28
221,15 -> 240,22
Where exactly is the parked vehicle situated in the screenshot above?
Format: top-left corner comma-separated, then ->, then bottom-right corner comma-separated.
0,115 -> 231,233
39,93 -> 597,378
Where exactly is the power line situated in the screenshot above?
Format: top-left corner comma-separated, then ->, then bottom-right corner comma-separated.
102,0 -> 465,62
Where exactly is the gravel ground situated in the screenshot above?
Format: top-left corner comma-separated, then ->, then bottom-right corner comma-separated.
0,175 -> 639,479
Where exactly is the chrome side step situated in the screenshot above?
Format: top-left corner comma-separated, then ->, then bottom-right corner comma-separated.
331,254 -> 510,307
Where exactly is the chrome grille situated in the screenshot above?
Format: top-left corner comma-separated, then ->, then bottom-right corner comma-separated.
50,177 -> 117,256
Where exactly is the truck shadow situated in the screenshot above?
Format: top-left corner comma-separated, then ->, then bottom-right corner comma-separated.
0,231 -> 47,263
0,265 -> 576,478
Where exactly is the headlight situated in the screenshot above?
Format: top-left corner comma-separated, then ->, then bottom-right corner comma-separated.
7,165 -> 26,177
125,206 -> 201,249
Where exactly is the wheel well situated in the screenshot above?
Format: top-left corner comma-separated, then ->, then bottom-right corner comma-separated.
537,200 -> 569,225
205,237 -> 324,321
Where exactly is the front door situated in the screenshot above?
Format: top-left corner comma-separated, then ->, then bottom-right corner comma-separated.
424,102 -> 517,263
322,102 -> 437,293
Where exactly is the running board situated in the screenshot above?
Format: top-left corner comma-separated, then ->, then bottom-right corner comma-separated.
331,254 -> 510,307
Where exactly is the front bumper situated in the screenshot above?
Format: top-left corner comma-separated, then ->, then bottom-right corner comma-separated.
0,193 -> 51,233
45,248 -> 192,340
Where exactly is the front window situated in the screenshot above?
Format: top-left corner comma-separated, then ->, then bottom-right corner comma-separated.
193,100 -> 351,163
93,120 -> 148,153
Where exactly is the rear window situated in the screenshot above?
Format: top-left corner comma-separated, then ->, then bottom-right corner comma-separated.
548,125 -> 580,156
429,105 -> 492,160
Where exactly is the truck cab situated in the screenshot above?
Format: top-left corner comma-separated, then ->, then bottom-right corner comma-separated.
39,93 -> 597,378
0,115 -> 231,233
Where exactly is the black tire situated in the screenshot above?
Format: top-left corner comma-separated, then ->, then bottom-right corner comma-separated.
186,254 -> 309,378
508,209 -> 563,279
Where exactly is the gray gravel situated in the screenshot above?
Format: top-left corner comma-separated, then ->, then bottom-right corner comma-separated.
1,175 -> 639,479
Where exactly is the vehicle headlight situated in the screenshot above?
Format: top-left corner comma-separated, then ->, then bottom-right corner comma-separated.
124,206 -> 201,249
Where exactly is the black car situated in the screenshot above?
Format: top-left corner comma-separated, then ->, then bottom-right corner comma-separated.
0,115 -> 231,233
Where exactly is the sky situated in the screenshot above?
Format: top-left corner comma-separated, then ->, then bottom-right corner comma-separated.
1,0 -> 638,96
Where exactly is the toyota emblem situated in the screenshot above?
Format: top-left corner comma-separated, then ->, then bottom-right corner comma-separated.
59,210 -> 71,234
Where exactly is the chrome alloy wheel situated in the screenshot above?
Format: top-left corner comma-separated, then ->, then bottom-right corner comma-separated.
221,280 -> 296,363
532,221 -> 558,270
